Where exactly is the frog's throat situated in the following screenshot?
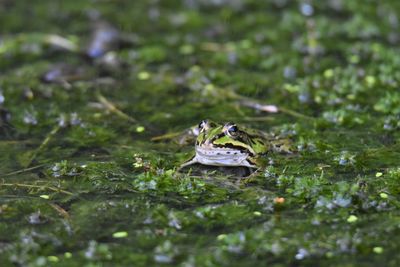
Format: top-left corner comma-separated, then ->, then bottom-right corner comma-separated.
190,146 -> 257,168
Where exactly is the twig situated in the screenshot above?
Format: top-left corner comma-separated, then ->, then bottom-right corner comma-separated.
0,182 -> 74,196
49,203 -> 70,219
22,124 -> 61,167
278,106 -> 316,120
232,93 -> 315,120
45,34 -> 78,52
0,140 -> 34,145
238,99 -> 279,113
96,93 -> 137,123
216,88 -> 316,120
239,116 -> 275,122
151,131 -> 183,141
2,164 -> 46,177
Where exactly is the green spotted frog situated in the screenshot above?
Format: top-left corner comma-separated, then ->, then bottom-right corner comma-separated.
180,120 -> 293,171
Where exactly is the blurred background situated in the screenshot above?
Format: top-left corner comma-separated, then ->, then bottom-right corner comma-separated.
1,0 -> 400,266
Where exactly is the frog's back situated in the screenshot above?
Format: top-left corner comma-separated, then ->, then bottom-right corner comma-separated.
240,126 -> 271,155
242,126 -> 294,154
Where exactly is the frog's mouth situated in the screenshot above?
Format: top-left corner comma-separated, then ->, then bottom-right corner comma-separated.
193,146 -> 257,168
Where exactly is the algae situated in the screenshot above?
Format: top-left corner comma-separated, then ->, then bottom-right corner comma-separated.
1,0 -> 400,266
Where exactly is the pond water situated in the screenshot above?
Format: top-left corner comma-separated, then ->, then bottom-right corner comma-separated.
1,0 -> 400,266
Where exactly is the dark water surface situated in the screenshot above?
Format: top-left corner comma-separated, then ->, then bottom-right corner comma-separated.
1,1 -> 400,266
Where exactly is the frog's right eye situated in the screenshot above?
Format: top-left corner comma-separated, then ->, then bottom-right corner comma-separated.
225,122 -> 239,137
198,120 -> 208,130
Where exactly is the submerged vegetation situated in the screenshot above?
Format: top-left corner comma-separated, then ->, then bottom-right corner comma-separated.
1,0 -> 400,266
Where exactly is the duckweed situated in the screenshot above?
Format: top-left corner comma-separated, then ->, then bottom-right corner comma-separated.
1,1 -> 400,266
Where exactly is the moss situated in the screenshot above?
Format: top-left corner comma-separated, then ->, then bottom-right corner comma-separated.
1,0 -> 400,266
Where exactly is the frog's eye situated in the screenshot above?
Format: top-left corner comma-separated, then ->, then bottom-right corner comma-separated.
198,120 -> 208,131
225,123 -> 239,137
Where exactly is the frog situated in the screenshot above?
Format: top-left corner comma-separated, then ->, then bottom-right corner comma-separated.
179,119 -> 293,174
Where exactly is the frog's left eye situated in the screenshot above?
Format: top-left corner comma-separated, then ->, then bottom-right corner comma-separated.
198,120 -> 208,131
225,123 -> 239,137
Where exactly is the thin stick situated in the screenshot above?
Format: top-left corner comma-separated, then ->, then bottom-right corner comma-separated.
45,34 -> 78,52
0,140 -> 34,145
151,131 -> 183,141
96,93 -> 137,123
23,124 -> 61,167
49,203 -> 70,219
278,107 -> 316,120
0,182 -> 74,196
238,99 -> 279,113
227,90 -> 316,120
239,116 -> 275,122
2,164 -> 46,177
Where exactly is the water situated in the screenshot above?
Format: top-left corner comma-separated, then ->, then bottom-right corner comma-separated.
1,0 -> 400,266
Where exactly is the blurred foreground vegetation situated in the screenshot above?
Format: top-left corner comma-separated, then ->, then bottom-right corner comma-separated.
1,0 -> 400,266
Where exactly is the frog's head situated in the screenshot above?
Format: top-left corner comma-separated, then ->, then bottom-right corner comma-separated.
192,119 -> 259,168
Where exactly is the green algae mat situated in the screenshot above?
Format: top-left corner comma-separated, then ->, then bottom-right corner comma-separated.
1,1 -> 400,266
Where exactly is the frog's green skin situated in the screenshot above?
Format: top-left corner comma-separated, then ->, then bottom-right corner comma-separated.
180,120 -> 292,170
